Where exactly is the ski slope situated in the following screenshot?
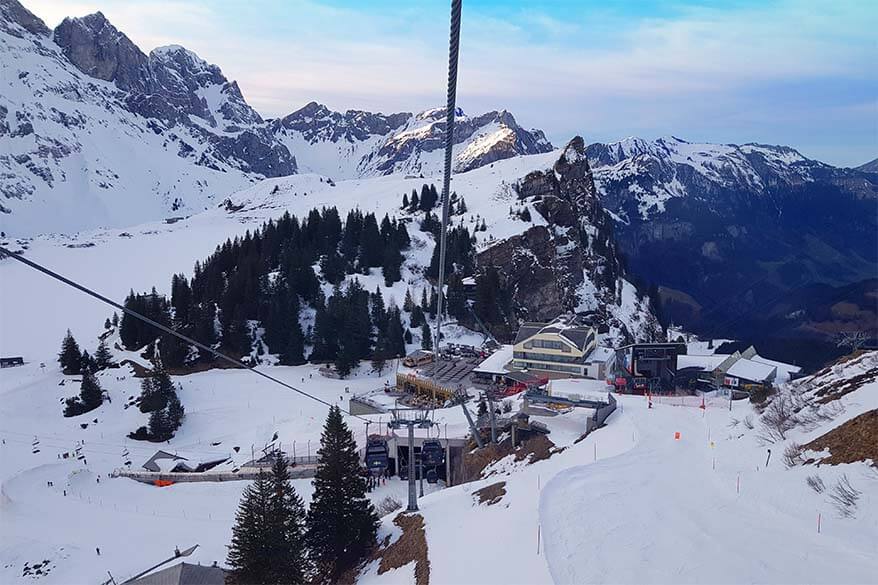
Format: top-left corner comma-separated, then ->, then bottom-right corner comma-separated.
541,393 -> 878,584
359,364 -> 877,585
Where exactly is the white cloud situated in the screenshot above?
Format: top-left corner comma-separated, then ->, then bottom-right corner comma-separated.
22,0 -> 877,165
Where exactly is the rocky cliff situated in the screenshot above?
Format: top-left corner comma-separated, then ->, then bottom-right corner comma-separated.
478,137 -> 660,343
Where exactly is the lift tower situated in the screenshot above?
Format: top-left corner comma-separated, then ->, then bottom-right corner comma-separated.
387,408 -> 433,512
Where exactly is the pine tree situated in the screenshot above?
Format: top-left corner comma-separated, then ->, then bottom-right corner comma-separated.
280,321 -> 307,366
307,406 -> 379,581
227,471 -> 272,585
403,289 -> 414,312
402,192 -> 409,209
58,329 -> 82,375
94,338 -> 114,370
404,328 -> 413,345
104,318 -> 112,330
267,455 -> 310,583
421,322 -> 433,350
79,350 -> 94,374
112,312 -> 119,327
65,370 -> 104,417
148,407 -> 170,441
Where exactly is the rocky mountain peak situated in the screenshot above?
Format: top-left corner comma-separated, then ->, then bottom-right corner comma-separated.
478,136 -> 655,341
54,11 -> 152,93
0,0 -> 49,36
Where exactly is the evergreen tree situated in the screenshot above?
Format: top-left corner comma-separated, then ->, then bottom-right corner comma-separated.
58,329 -> 82,375
79,350 -> 94,374
402,192 -> 409,209
421,322 -> 433,350
410,304 -> 424,328
263,455 -> 310,583
404,328 -> 413,345
403,289 -> 414,312
94,338 -> 114,370
104,318 -> 112,330
386,307 -> 406,357
306,406 -> 379,581
381,246 -> 402,286
409,191 -> 419,211
147,407 -> 170,441
64,370 -> 103,417
227,471 -> 272,585
79,370 -> 103,409
112,312 -> 119,327
280,322 -> 306,366
139,366 -> 169,413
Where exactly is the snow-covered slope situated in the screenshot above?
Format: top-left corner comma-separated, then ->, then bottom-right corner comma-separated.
0,0 -> 294,237
363,354 -> 878,585
586,136 -> 877,220
271,103 -> 553,179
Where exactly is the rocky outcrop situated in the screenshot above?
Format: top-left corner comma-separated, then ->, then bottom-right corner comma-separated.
0,0 -> 49,36
478,137 -> 658,341
51,12 -> 294,178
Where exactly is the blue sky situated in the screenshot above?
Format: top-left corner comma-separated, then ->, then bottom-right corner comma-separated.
28,0 -> 877,166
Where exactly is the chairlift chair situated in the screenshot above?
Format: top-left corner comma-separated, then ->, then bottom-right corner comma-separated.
421,439 -> 445,468
364,437 -> 390,475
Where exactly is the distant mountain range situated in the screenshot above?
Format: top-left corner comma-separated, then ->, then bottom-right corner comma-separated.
584,136 -> 878,339
0,0 -> 549,236
2,0 -> 875,350
857,157 -> 878,173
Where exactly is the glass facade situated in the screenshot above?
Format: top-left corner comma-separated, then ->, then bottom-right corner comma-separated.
513,360 -> 583,374
513,351 -> 582,364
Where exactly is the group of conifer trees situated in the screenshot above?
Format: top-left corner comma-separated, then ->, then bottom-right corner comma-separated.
59,328 -> 116,417
115,205 -> 412,373
128,361 -> 184,442
226,406 -> 379,584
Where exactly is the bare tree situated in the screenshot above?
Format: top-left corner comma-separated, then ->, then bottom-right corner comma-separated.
782,443 -> 804,468
806,474 -> 825,493
828,474 -> 861,518
836,331 -> 868,353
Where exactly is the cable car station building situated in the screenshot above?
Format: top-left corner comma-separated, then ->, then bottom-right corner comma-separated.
510,319 -> 598,378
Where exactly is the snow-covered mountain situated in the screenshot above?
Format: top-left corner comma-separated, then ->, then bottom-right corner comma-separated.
585,136 -> 878,335
587,136 -> 877,221
0,0 -> 551,237
0,0 -> 297,237
270,102 -> 553,178
857,157 -> 878,173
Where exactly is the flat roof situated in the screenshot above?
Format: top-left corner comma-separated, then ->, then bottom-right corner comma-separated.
677,354 -> 727,371
473,345 -> 513,375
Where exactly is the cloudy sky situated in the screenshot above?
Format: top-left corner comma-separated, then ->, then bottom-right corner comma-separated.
27,0 -> 877,166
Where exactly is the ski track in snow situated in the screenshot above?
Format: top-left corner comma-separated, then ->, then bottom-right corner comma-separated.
540,396 -> 878,585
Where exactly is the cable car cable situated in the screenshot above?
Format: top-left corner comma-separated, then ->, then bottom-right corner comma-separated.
0,245 -> 369,422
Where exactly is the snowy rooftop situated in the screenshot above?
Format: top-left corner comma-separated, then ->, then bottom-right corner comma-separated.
752,355 -> 801,382
473,345 -> 513,375
546,378 -> 613,402
585,346 -> 615,363
677,354 -> 727,371
726,358 -> 776,382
